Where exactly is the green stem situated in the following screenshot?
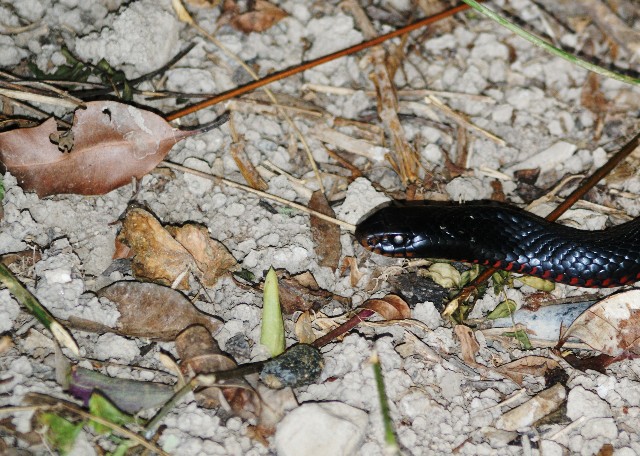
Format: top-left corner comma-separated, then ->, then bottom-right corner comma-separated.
0,264 -> 78,355
371,352 -> 401,455
460,0 -> 640,86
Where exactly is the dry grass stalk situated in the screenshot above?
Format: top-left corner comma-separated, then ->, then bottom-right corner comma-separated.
343,0 -> 420,184
424,95 -> 506,146
310,125 -> 389,161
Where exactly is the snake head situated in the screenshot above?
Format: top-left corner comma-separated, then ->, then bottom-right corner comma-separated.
355,205 -> 420,257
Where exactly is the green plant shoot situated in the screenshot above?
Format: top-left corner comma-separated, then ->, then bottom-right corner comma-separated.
261,267 -> 285,356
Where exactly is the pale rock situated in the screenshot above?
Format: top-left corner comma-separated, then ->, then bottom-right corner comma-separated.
539,440 -> 565,456
275,402 -> 368,456
581,417 -> 618,440
335,178 -> 390,224
505,141 -> 577,174
94,334 -> 139,363
566,386 -> 612,419
74,0 -> 181,76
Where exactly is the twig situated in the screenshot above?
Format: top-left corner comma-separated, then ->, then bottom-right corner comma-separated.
0,88 -> 79,108
164,3 -> 471,120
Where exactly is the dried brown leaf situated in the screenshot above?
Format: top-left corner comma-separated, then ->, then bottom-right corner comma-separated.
230,0 -> 288,33
495,356 -> 560,385
116,208 -> 237,289
561,290 -> 640,356
341,256 -> 364,287
0,101 -> 196,197
294,311 -> 316,344
309,190 -> 341,271
87,281 -> 221,340
169,224 -> 238,287
581,73 -> 609,113
116,208 -> 196,289
272,270 -> 345,315
454,325 -> 480,366
361,294 -> 411,320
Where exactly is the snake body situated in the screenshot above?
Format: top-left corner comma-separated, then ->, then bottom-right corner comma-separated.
355,203 -> 640,288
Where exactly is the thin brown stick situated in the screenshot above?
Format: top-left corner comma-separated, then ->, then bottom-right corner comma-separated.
448,130 -> 640,314
165,4 -> 470,121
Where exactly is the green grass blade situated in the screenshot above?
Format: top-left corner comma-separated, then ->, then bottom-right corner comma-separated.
460,0 -> 640,86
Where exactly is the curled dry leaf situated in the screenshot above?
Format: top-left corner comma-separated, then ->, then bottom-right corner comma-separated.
341,256 -> 364,287
561,289 -> 640,356
294,311 -> 316,344
228,0 -> 288,33
116,208 -> 237,289
361,294 -> 411,320
80,281 -> 222,340
454,325 -> 480,366
495,356 -> 560,385
116,208 -> 196,289
309,190 -> 341,271
258,269 -> 347,315
168,223 -> 239,287
0,101 -> 207,197
176,325 -> 260,420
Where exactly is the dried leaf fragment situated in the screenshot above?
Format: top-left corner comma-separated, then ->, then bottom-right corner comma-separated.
0,101 -> 198,197
495,383 -> 566,431
116,208 -> 237,289
495,356 -> 560,385
116,208 -> 196,289
454,325 -> 480,366
361,294 -> 411,320
561,290 -> 640,356
228,0 -> 288,33
168,224 -> 238,287
309,191 -> 341,271
93,281 -> 221,340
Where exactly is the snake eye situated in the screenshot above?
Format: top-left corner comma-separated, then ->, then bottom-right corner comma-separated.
392,234 -> 405,245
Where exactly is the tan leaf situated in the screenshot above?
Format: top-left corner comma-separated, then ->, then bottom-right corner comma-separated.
116,208 -> 195,289
0,101 -> 218,197
495,356 -> 560,385
77,281 -> 223,340
169,224 -> 238,287
230,0 -> 288,33
454,325 -> 480,366
361,294 -> 411,320
309,191 -> 341,271
561,289 -> 640,356
294,311 -> 316,344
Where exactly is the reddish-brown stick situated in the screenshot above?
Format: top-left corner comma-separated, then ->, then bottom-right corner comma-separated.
165,4 -> 471,121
